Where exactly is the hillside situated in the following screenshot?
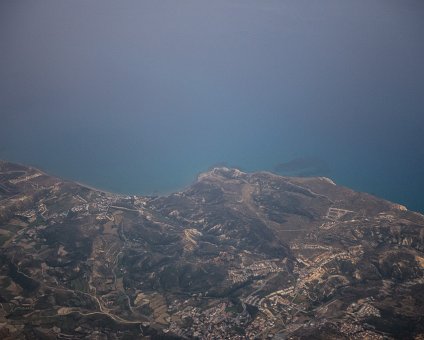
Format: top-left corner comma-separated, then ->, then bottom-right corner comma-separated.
0,161 -> 423,339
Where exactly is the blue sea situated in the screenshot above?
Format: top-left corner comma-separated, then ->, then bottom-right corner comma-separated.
1,0 -> 423,212
1,110 -> 423,213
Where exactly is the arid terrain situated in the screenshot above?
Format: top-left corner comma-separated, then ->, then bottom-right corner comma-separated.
0,161 -> 423,339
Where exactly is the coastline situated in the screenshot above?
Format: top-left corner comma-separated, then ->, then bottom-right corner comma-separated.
2,159 -> 423,214
2,159 -> 121,197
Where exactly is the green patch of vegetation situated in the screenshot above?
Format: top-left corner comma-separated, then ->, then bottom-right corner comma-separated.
0,234 -> 11,246
1,277 -> 11,287
232,325 -> 246,335
0,224 -> 21,233
139,303 -> 153,316
70,277 -> 89,292
116,293 -> 130,308
225,303 -> 243,314
292,294 -> 307,304
28,216 -> 44,229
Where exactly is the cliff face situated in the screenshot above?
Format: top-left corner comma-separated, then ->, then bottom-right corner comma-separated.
0,162 -> 423,339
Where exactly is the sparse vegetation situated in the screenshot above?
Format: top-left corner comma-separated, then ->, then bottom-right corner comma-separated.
0,163 -> 423,338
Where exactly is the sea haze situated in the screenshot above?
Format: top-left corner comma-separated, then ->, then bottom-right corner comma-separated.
0,0 -> 423,212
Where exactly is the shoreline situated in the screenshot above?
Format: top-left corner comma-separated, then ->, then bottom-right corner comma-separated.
72,180 -> 122,197
2,159 -> 125,197
2,159 -> 422,214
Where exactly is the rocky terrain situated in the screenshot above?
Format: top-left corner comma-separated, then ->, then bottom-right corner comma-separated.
0,161 -> 423,339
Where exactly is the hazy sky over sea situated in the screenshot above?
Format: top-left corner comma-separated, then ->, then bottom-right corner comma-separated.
1,0 -> 424,211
